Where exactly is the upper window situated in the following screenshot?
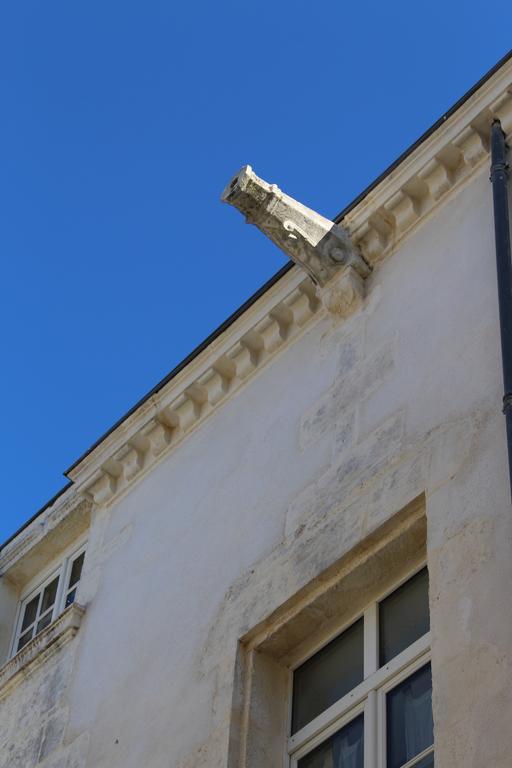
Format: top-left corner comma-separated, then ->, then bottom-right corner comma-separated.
12,545 -> 86,656
289,566 -> 432,768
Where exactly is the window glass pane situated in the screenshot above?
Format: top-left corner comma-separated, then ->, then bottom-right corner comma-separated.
68,552 -> 84,589
292,618 -> 364,733
17,629 -> 34,652
65,588 -> 77,608
298,714 -> 363,768
387,663 -> 433,768
36,612 -> 53,636
379,568 -> 429,666
40,577 -> 59,615
21,595 -> 39,632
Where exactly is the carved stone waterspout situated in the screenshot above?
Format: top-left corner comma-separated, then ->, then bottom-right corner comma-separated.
221,165 -> 370,290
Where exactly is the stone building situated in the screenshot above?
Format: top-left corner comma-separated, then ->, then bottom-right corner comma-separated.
1,53 -> 512,768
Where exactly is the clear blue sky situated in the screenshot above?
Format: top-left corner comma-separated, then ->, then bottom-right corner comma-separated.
0,1 -> 510,543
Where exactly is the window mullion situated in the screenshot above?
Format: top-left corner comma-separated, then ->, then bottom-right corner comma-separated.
377,686 -> 386,768
35,588 -> 44,625
54,565 -> 66,617
364,689 -> 377,768
364,603 -> 378,678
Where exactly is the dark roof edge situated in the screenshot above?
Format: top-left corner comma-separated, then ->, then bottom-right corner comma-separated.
333,48 -> 512,223
0,265 -> 293,555
65,260 -> 294,476
67,47 -> 512,478
0,482 -> 73,555
3,48 -> 511,555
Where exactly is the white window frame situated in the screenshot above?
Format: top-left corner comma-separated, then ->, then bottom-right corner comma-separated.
10,539 -> 87,658
61,544 -> 87,609
287,563 -> 432,768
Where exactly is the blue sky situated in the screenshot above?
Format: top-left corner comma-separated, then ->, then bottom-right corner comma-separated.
0,1 -> 510,543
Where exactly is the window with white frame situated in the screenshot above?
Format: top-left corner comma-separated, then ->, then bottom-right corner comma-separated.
11,544 -> 86,656
288,566 -> 432,768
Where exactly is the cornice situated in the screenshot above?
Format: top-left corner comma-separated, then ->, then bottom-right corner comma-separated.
74,60 -> 512,509
1,268 -> 322,573
0,604 -> 84,701
77,271 -> 321,506
4,57 -> 512,560
343,60 -> 512,264
0,497 -> 91,576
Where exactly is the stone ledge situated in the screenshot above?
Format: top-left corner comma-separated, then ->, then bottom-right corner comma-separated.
4,58 -> 512,571
343,70 -> 512,264
80,277 -> 321,507
0,497 -> 91,580
66,64 -> 512,512
0,603 -> 85,701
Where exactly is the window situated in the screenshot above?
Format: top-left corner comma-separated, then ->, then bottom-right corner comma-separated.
289,566 -> 432,768
11,544 -> 86,656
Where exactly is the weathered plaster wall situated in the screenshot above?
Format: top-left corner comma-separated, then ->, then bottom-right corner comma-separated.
1,165 -> 512,768
0,636 -> 87,768
0,579 -> 18,663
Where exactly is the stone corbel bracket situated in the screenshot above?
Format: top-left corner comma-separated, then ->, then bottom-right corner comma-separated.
344,87 -> 512,265
222,165 -> 371,316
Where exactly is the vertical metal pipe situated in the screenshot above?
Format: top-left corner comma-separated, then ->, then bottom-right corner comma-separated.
490,119 -> 512,498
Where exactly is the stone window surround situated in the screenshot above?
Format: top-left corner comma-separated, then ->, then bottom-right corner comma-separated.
231,495 -> 427,768
9,538 -> 87,659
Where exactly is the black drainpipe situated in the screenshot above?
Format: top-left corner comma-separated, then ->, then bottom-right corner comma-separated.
490,119 -> 512,499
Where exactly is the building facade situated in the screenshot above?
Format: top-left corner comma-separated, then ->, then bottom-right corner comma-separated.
1,55 -> 512,768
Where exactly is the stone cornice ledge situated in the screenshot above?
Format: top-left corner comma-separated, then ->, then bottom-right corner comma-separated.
74,59 -> 512,511
0,604 -> 85,701
74,271 -> 322,506
343,61 -> 512,264
5,57 -> 512,558
0,268 -> 321,572
0,497 -> 92,576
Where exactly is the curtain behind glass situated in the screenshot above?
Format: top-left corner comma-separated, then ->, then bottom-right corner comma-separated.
297,715 -> 363,768
387,664 -> 433,768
